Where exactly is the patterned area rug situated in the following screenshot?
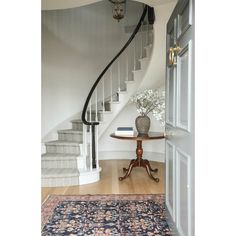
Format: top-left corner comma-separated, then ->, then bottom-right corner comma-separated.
42,194 -> 171,236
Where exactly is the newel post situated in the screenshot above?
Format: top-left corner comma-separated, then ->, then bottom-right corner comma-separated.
91,124 -> 96,168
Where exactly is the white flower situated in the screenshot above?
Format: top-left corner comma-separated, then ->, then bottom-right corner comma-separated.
130,89 -> 165,126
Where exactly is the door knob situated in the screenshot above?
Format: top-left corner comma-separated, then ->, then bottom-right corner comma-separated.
168,45 -> 182,67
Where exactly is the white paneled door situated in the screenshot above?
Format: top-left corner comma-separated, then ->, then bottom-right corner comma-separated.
165,0 -> 194,236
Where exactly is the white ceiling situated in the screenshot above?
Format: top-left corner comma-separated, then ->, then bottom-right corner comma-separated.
42,0 -> 175,10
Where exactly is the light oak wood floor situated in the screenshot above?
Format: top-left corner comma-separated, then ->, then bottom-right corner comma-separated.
42,160 -> 165,203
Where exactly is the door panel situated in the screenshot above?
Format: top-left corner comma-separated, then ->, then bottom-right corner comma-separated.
176,149 -> 191,236
169,26 -> 176,45
165,0 -> 194,235
166,24 -> 176,126
177,0 -> 192,39
166,140 -> 175,221
166,67 -> 175,126
176,40 -> 192,132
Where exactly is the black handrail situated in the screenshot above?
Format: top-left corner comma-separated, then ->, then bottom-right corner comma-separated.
81,5 -> 148,126
81,5 -> 150,169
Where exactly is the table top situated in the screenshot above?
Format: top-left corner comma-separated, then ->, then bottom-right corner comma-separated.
110,132 -> 165,141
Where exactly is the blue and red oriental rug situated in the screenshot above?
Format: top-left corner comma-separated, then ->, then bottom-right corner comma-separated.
42,194 -> 171,236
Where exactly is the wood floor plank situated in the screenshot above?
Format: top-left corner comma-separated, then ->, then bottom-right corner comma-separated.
41,160 -> 165,203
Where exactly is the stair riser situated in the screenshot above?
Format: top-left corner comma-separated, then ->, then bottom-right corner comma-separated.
140,59 -> 149,69
58,133 -> 83,142
42,159 -> 77,169
46,145 -> 81,155
136,60 -> 141,70
145,46 -> 152,58
104,102 -> 111,111
87,113 -> 103,121
143,48 -> 147,58
41,176 -> 79,187
72,123 -> 90,132
71,122 -> 83,131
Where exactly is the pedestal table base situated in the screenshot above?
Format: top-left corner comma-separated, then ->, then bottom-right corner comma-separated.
119,140 -> 159,182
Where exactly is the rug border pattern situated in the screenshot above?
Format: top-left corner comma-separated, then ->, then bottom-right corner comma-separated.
41,194 -> 165,229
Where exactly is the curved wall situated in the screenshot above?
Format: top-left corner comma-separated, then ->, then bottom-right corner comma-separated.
42,0 -> 177,159
98,1 -> 177,159
42,0 -> 143,141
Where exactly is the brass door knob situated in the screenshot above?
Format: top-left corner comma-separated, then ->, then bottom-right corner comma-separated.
168,45 -> 182,67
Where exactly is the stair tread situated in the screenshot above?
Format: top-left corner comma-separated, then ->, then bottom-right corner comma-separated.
71,119 -> 104,125
139,57 -> 150,62
125,80 -> 135,84
45,140 -> 82,145
42,168 -> 80,177
118,90 -> 127,94
90,110 -> 112,114
88,111 -> 105,114
144,44 -> 153,48
132,69 -> 142,73
42,153 -> 81,158
71,119 -> 82,123
105,101 -> 120,104
58,129 -> 83,134
100,110 -> 112,114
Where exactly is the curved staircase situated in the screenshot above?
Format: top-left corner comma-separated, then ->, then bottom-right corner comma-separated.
41,5 -> 155,187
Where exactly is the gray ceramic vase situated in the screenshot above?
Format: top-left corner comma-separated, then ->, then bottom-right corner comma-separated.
135,115 -> 150,135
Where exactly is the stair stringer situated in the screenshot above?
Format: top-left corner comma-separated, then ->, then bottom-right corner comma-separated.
97,47 -> 153,138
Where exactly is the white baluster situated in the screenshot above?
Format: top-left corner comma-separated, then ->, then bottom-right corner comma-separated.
118,59 -> 120,92
110,66 -> 113,102
126,49 -> 129,81
96,125 -> 99,170
89,99 -> 92,122
95,88 -> 98,122
140,21 -> 143,59
82,124 -> 87,170
89,101 -> 92,171
133,37 -> 136,71
102,77 -> 105,112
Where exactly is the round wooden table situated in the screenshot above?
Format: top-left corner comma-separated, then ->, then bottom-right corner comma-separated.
110,132 -> 165,182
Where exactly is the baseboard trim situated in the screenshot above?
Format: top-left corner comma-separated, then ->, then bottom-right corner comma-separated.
99,151 -> 164,163
79,167 -> 102,185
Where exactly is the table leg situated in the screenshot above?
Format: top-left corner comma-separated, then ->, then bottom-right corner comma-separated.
123,159 -> 135,172
119,140 -> 159,182
119,160 -> 136,181
144,163 -> 160,182
143,159 -> 158,172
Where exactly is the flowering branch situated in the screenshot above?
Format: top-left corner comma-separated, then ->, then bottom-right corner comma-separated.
130,89 -> 165,126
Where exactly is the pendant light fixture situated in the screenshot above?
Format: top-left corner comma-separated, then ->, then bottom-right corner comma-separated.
108,0 -> 126,22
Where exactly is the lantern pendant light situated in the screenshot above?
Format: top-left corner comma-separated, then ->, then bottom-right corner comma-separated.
109,0 -> 126,22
